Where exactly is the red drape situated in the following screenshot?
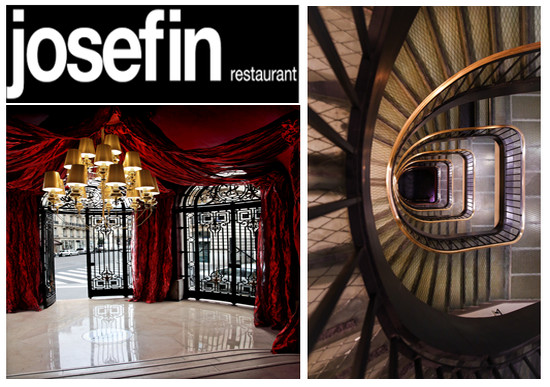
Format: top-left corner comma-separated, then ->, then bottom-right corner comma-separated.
132,194 -> 175,303
6,190 -> 42,312
6,106 -> 299,353
254,170 -> 300,353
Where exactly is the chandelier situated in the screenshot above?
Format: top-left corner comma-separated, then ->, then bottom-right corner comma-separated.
42,128 -> 158,219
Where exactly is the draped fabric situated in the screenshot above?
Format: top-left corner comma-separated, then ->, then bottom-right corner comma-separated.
253,170 -> 300,353
132,194 -> 175,303
6,190 -> 42,312
270,126 -> 300,353
6,106 -> 299,352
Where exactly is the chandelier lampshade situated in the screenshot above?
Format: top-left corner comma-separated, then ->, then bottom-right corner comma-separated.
104,134 -> 122,155
106,164 -> 127,186
78,138 -> 96,159
57,175 -> 65,191
43,171 -> 64,192
126,187 -> 140,198
123,151 -> 142,171
42,120 -> 157,218
94,144 -> 114,166
64,149 -> 83,169
67,164 -> 88,187
136,169 -> 155,190
150,178 -> 160,196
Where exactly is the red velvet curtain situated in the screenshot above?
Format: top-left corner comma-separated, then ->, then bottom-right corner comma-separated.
132,194 -> 175,303
6,189 -> 42,312
254,171 -> 300,353
6,106 -> 299,353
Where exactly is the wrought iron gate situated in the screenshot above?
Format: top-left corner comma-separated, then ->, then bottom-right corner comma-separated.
180,185 -> 261,305
41,208 -> 133,300
40,209 -> 56,308
86,209 -> 133,298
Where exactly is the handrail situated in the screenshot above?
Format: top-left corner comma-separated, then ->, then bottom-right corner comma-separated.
385,44 -> 538,252
397,149 -> 474,222
390,126 -> 524,253
362,190 -> 540,370
318,7 -> 540,377
387,43 -> 539,220
397,159 -> 453,211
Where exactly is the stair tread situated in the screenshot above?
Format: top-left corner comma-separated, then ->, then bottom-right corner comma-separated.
8,349 -> 299,379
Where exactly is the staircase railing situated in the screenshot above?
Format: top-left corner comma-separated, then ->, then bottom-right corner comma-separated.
389,42 -> 539,165
387,42 -> 538,253
397,149 -> 474,222
398,159 -> 453,211
391,126 -> 524,253
309,6 -> 540,378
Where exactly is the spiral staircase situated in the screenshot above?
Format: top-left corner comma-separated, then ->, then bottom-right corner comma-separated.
308,6 -> 540,378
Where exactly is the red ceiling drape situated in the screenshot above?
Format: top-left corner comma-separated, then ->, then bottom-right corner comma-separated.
6,106 -> 300,353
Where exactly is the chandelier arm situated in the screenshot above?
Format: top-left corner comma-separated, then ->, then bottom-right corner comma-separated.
137,208 -> 154,227
42,130 -> 157,231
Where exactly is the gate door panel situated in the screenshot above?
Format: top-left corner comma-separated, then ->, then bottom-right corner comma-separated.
40,209 -> 56,308
181,185 -> 261,305
86,209 -> 133,298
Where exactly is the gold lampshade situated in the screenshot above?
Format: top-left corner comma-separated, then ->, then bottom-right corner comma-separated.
66,164 -> 87,187
94,144 -> 114,166
123,151 -> 142,171
150,178 -> 160,196
126,187 -> 139,198
64,148 -> 82,169
57,176 -> 65,192
136,169 -> 155,191
78,138 -> 96,158
43,171 -> 64,192
104,134 -> 122,155
106,164 -> 127,186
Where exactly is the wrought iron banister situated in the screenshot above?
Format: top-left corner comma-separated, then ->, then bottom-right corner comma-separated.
397,149 -> 475,222
309,7 -> 539,379
397,159 -> 453,212
388,43 -> 539,170
390,126 -> 524,253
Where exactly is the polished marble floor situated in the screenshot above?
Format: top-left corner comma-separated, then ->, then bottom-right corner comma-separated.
6,298 -> 279,376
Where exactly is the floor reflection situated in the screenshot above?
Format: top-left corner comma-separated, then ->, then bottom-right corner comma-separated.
86,303 -> 137,366
7,298 -> 277,375
180,304 -> 255,352
53,302 -> 138,369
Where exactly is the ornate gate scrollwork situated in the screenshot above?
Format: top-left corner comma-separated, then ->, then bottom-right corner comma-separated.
41,185 -> 134,301
40,209 -> 56,308
86,209 -> 133,298
179,184 -> 261,305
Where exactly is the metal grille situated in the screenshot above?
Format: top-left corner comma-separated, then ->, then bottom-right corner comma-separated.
180,185 -> 261,305
40,210 -> 56,308
86,210 -> 133,298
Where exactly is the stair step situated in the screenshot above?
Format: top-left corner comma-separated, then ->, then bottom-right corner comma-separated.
389,243 -> 416,278
449,255 -> 462,310
8,349 -> 299,379
414,253 -> 436,304
489,246 -> 507,300
477,248 -> 490,302
463,250 -> 477,307
401,249 -> 427,291
431,255 -> 448,311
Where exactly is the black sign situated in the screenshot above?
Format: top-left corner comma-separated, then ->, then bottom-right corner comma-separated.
6,6 -> 298,103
